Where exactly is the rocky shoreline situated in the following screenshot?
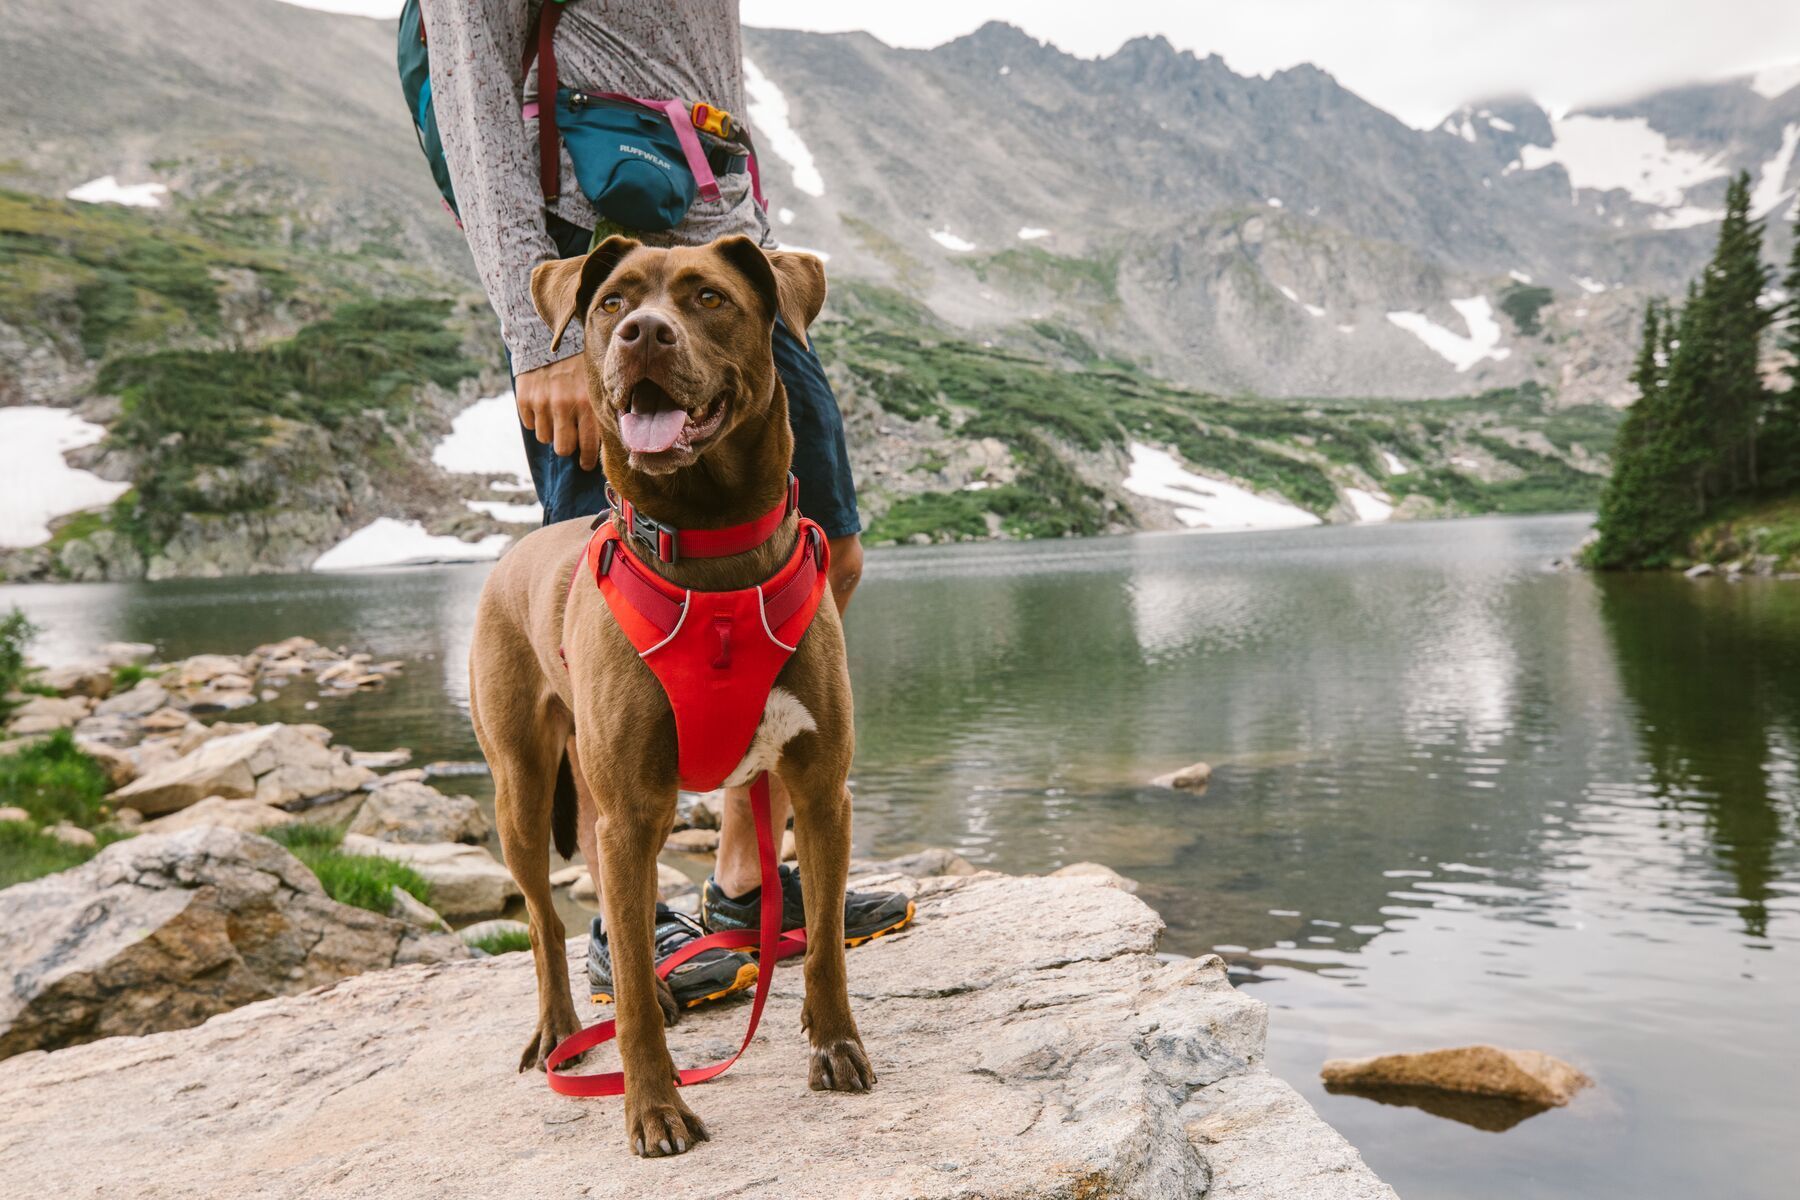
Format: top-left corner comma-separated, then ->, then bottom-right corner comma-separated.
2,636 -> 1401,1196
0,866 -> 1397,1199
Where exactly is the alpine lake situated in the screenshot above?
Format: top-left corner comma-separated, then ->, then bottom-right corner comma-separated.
5,512 -> 1796,1200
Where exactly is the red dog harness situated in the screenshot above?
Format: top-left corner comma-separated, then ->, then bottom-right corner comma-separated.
548,479 -> 828,1097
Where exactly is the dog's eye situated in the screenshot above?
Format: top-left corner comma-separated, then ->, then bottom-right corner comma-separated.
697,288 -> 723,309
599,294 -> 624,314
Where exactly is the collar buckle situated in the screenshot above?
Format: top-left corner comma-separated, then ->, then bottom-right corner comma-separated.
606,485 -> 681,564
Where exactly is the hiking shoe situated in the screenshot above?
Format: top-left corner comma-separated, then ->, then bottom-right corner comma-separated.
700,864 -> 916,947
587,907 -> 758,1008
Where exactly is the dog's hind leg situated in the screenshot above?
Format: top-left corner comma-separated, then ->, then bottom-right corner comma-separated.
781,754 -> 875,1093
473,665 -> 582,1072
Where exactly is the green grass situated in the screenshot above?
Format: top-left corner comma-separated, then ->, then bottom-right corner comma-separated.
0,820 -> 133,889
467,928 -> 533,955
0,607 -> 36,717
0,731 -> 112,827
100,298 -> 483,542
267,822 -> 433,914
1684,494 -> 1800,569
112,663 -> 154,689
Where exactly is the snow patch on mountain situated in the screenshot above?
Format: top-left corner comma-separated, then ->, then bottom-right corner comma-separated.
67,176 -> 167,207
1122,443 -> 1320,533
313,519 -> 510,572
1381,451 -> 1410,476
0,408 -> 132,548
1344,487 -> 1394,523
1517,115 -> 1727,208
1385,297 -> 1510,373
743,58 -> 824,198
931,227 -> 976,252
1750,123 -> 1800,219
1017,227 -> 1049,240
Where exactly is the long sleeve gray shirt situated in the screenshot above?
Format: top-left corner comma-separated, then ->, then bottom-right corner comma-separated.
422,0 -> 768,373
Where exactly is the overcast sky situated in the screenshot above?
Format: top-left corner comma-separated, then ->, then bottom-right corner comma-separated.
287,0 -> 1800,127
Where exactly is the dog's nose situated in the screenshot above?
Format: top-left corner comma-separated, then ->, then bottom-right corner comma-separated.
615,310 -> 678,350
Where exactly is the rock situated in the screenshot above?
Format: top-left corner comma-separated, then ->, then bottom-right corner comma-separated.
347,781 -> 489,845
366,767 -> 428,789
1151,761 -> 1214,790
679,788 -> 725,830
549,865 -> 587,887
44,822 -> 97,849
138,706 -> 191,733
187,686 -> 261,713
0,874 -> 1394,1198
1685,562 -> 1716,578
459,919 -> 530,948
0,806 -> 29,823
170,654 -> 249,689
94,680 -> 169,718
111,723 -> 375,817
250,635 -> 322,661
349,748 -> 413,769
138,797 -> 294,836
36,663 -> 114,699
1320,1045 -> 1591,1109
658,862 -> 696,900
73,739 -> 136,790
0,732 -> 49,758
1051,862 -> 1140,893
389,887 -> 451,933
109,808 -> 143,830
340,835 -> 520,922
5,695 -> 91,735
0,827 -> 466,1059
564,867 -> 689,904
780,829 -> 798,862
70,713 -> 142,749
664,827 -> 720,854
852,847 -> 979,878
93,641 -> 156,668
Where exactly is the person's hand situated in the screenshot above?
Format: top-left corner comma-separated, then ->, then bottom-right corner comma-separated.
515,353 -> 600,471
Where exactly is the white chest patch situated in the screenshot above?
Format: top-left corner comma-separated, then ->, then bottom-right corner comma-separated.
722,686 -> 817,787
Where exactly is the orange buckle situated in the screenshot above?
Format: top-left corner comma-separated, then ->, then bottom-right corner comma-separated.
691,101 -> 734,140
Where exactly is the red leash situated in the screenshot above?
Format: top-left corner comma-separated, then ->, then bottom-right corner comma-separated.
545,772 -> 805,1095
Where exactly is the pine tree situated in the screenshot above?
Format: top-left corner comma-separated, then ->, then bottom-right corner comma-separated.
1702,173 -> 1774,492
1592,300 -> 1688,566
1768,212 -> 1800,489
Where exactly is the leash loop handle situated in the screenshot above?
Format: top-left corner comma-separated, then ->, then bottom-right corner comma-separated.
546,772 -> 799,1095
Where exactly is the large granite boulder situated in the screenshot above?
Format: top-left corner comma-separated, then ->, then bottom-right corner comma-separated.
0,872 -> 1394,1199
4,694 -> 91,735
137,796 -> 295,835
347,780 -> 489,844
340,834 -> 520,921
0,827 -> 466,1060
110,723 -> 374,816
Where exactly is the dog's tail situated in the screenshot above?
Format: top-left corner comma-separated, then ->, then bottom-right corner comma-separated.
552,752 -> 579,861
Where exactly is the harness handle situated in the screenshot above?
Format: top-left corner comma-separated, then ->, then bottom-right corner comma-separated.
545,772 -> 803,1095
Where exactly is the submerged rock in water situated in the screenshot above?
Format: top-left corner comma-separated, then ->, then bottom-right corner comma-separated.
0,873 -> 1394,1198
1321,1045 -> 1591,1109
1151,761 -> 1213,790
0,827 -> 465,1060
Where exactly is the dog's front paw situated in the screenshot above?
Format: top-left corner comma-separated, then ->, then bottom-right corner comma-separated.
627,1094 -> 708,1157
518,1009 -> 583,1073
808,1036 -> 875,1093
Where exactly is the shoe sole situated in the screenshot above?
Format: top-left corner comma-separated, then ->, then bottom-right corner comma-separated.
715,898 -> 918,954
591,958 -> 759,1009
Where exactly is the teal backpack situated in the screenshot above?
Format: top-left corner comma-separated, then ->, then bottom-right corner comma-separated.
396,0 -> 756,231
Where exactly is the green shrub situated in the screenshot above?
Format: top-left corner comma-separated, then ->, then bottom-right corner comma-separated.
467,928 -> 532,955
268,822 -> 432,914
0,730 -> 111,827
1499,283 -> 1555,336
112,663 -> 153,689
0,607 -> 37,716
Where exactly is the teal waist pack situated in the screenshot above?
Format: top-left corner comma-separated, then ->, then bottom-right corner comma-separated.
556,91 -> 696,232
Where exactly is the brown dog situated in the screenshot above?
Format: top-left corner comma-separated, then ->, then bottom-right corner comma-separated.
467,236 -> 870,1157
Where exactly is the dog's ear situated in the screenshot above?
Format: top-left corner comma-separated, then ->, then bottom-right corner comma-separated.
715,237 -> 828,348
529,236 -> 640,351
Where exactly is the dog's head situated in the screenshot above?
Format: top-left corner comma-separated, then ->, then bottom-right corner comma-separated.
530,237 -> 826,475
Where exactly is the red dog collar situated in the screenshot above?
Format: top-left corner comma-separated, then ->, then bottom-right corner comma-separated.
605,474 -> 800,563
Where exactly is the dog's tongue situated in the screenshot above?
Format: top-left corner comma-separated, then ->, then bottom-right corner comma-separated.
620,408 -> 686,454
621,383 -> 686,453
